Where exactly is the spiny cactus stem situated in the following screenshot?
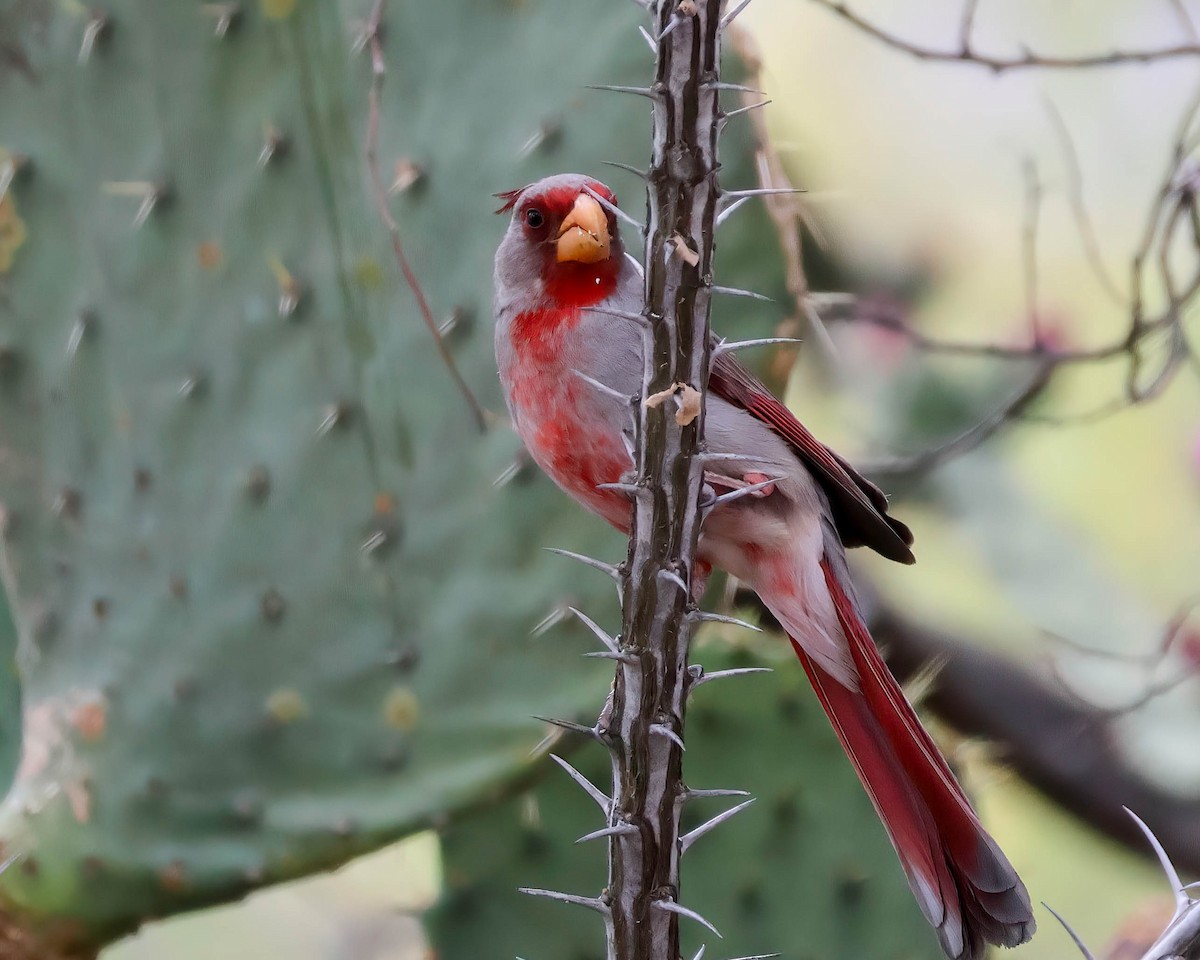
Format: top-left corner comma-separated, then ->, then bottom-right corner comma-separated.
603,4 -> 724,960
362,0 -> 486,432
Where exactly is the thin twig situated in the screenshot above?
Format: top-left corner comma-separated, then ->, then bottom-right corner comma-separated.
1021,157 -> 1043,344
863,360 -> 1053,481
1042,97 -> 1125,305
807,0 -> 1200,72
363,0 -> 487,431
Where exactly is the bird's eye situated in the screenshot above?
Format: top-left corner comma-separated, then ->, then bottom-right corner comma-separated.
525,208 -> 545,228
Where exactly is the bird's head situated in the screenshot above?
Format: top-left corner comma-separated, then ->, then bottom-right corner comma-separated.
494,174 -> 626,308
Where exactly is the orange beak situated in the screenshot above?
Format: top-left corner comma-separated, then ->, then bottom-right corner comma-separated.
556,193 -> 612,264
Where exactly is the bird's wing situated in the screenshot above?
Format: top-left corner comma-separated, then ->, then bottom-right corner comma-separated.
708,349 -> 915,564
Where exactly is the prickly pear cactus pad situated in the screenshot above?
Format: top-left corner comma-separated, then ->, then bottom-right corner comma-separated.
0,0 -> 784,951
428,643 -> 937,960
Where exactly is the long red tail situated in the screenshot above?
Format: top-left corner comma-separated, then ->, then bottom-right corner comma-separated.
788,559 -> 1035,960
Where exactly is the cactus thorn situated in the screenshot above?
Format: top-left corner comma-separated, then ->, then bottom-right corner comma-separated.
708,477 -> 784,509
624,251 -> 646,278
257,125 -> 290,168
518,121 -> 563,160
267,256 -> 306,317
576,822 -> 638,844
595,481 -> 643,496
1042,902 -> 1097,960
637,24 -> 657,52
719,0 -> 755,30
572,369 -> 636,404
721,186 -> 802,202
567,606 -> 620,654
712,337 -> 801,358
720,100 -> 774,124
699,451 -> 769,463
586,83 -> 658,100
389,157 -> 425,195
649,723 -> 685,751
200,3 -> 241,38
65,310 -> 97,358
709,285 -> 774,303
658,16 -> 685,41
178,372 -> 207,400
531,602 -> 571,637
707,81 -> 764,94
679,798 -> 756,854
518,887 -> 611,915
599,160 -> 650,183
532,715 -> 601,741
715,196 -> 751,228
316,401 -> 354,435
582,305 -> 651,326
1124,806 -> 1189,908
548,754 -> 611,812
684,787 -> 752,800
689,609 -> 762,633
102,180 -> 171,228
544,547 -> 621,582
653,898 -> 722,938
438,305 -> 473,337
656,568 -> 689,594
583,650 -> 638,663
78,11 -> 112,65
691,666 -> 772,688
583,185 -> 645,232
493,455 -> 532,489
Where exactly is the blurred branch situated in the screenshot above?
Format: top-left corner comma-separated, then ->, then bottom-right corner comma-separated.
735,583 -> 1200,872
362,0 -> 488,432
820,83 -> 1200,479
734,14 -> 1200,480
807,0 -> 1200,72
862,360 -> 1053,481
1046,595 -> 1200,719
868,594 -> 1200,875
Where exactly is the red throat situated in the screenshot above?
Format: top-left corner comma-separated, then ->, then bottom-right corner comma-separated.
542,258 -> 620,308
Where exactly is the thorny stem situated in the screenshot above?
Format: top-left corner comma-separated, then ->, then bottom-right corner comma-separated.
362,0 -> 487,432
604,2 -> 723,958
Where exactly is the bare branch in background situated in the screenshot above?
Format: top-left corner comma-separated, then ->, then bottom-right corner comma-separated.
807,0 -> 1200,72
1045,595 -> 1200,719
817,81 -> 1200,479
733,9 -> 1200,481
717,583 -> 1200,874
363,0 -> 488,432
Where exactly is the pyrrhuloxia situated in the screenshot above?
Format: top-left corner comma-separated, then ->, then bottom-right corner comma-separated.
493,173 -> 1035,960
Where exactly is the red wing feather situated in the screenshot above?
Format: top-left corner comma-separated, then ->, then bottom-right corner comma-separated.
709,350 -> 915,563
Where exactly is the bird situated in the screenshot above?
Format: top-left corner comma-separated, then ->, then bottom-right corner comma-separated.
493,172 -> 1035,960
